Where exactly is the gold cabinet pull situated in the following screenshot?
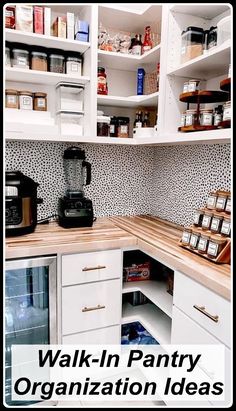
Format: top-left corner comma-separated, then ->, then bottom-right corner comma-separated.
82,304 -> 105,312
193,304 -> 219,323
82,265 -> 106,272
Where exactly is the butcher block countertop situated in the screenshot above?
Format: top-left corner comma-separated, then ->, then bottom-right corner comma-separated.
5,215 -> 231,300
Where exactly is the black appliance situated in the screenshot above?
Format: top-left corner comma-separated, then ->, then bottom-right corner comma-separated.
5,171 -> 42,237
58,146 -> 94,228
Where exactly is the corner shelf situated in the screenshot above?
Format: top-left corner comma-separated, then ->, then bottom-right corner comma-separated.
122,302 -> 171,345
97,91 -> 159,108
179,90 -> 229,104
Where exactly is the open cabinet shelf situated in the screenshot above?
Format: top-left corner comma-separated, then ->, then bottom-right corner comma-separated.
97,91 -> 158,108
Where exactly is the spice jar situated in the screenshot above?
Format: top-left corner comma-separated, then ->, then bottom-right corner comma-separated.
12,48 -> 29,69
49,53 -> 65,73
66,55 -> 82,76
189,230 -> 201,249
206,191 -> 217,210
200,109 -> 213,126
210,213 -> 224,234
18,91 -> 33,110
225,195 -> 231,214
97,67 -> 108,95
183,82 -> 189,93
197,233 -> 210,254
193,209 -> 204,227
5,47 -> 11,67
181,227 -> 192,245
109,116 -> 118,137
97,116 -> 110,137
185,109 -> 198,126
201,210 -> 213,230
180,111 -> 186,127
213,105 -> 223,126
207,235 -> 226,259
220,216 -> 231,237
31,51 -> 47,71
117,117 -> 130,138
33,92 -> 47,111
215,190 -> 229,211
208,26 -> 217,50
223,101 -> 231,121
188,79 -> 200,92
5,5 -> 15,29
5,89 -> 18,109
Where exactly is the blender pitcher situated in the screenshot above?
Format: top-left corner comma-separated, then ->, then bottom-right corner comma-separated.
63,146 -> 91,198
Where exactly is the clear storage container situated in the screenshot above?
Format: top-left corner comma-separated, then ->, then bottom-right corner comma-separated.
49,53 -> 65,73
66,55 -> 82,77
217,16 -> 231,46
56,111 -> 83,136
31,51 -> 47,71
97,116 -> 110,137
56,82 -> 84,112
181,26 -> 204,63
12,48 -> 29,69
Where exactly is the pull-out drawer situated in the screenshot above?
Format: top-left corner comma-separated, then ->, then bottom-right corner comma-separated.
173,271 -> 231,347
62,279 -> 121,335
62,249 -> 122,286
62,325 -> 120,345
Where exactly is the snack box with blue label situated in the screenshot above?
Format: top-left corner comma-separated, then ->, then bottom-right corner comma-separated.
123,262 -> 150,282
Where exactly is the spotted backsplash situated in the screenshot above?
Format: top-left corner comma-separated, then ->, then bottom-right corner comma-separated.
5,141 -> 231,226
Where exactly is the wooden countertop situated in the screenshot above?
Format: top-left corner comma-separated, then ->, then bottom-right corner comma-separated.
5,215 -> 231,300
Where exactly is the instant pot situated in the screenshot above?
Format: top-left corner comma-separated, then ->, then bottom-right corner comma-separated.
5,171 -> 42,237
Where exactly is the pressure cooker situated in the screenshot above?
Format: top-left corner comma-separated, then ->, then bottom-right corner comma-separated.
5,171 -> 43,237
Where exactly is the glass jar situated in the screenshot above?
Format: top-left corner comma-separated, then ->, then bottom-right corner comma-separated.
181,228 -> 192,245
181,26 -> 204,64
207,235 -> 226,259
180,111 -> 186,127
188,79 -> 200,92
215,191 -> 229,211
228,64 -> 231,78
210,214 -> 224,234
201,211 -> 213,230
109,116 -> 118,137
207,26 -> 217,49
206,191 -> 218,210
31,51 -> 47,71
185,109 -> 198,126
197,233 -> 210,254
66,55 -> 82,77
97,67 -> 108,95
193,209 -> 204,227
220,216 -> 231,237
33,92 -> 47,111
213,105 -> 223,126
97,116 -> 110,137
117,117 -> 130,138
183,82 -> 189,93
5,89 -> 18,109
189,230 -> 201,249
49,53 -> 65,73
203,29 -> 209,54
5,5 -> 15,29
200,109 -> 213,126
12,48 -> 29,69
5,47 -> 11,66
225,196 -> 231,214
18,91 -> 33,110
223,101 -> 231,121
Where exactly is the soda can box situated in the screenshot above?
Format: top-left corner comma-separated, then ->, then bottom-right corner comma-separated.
123,262 -> 150,282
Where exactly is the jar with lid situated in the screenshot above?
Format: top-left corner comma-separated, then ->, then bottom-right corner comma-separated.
220,216 -> 231,237
49,53 -> 65,73
117,117 -> 130,138
31,51 -> 47,71
193,209 -> 204,227
188,79 -> 200,92
210,213 -> 224,234
5,89 -> 18,109
109,116 -> 118,137
223,101 -> 231,121
215,190 -> 229,211
12,48 -> 29,69
206,191 -> 217,210
183,82 -> 189,93
185,109 -> 198,126
197,233 -> 210,254
97,116 -> 110,137
33,92 -> 47,111
181,26 -> 204,64
201,210 -> 213,230
213,105 -> 223,126
189,230 -> 201,249
200,109 -> 213,126
180,111 -> 186,127
207,235 -> 226,259
207,26 -> 217,49
97,67 -> 108,95
225,195 -> 231,214
18,91 -> 33,110
66,54 -> 82,77
181,227 -> 192,245
5,47 -> 11,67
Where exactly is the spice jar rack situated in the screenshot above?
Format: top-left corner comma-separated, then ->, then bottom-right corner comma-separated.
178,90 -> 229,133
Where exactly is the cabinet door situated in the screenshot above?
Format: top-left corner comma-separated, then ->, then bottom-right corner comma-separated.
62,325 -> 120,345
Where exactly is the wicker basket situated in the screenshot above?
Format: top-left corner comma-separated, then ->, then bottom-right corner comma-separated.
144,71 -> 158,95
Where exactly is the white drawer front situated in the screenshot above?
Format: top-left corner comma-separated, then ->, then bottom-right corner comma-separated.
62,325 -> 120,345
62,249 -> 122,286
173,271 -> 231,347
62,279 -> 121,335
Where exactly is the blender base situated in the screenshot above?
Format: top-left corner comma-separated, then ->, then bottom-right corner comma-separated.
58,196 -> 94,228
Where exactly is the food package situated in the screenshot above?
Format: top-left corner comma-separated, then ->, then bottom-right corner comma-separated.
33,6 -> 44,34
123,262 -> 151,282
15,5 -> 33,32
52,16 -> 67,38
98,24 -> 131,53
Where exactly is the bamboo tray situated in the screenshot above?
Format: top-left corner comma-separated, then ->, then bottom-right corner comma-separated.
178,125 -> 218,133
179,90 -> 229,104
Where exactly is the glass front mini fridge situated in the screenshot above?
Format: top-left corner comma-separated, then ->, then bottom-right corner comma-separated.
4,256 -> 57,406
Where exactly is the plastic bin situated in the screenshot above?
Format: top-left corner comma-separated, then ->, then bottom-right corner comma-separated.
56,82 -> 84,112
217,15 -> 231,46
56,111 -> 83,136
181,26 -> 204,63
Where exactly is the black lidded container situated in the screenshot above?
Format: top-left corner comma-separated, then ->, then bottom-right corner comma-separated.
5,171 -> 42,237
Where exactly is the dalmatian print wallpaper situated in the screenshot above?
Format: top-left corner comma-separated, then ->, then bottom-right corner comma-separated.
5,141 -> 231,226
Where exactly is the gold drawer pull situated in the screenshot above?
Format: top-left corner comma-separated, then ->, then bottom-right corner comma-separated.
82,265 -> 106,272
82,304 -> 105,312
193,305 -> 219,323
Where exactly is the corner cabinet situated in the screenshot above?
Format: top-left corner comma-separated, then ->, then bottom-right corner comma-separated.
4,3 -> 232,146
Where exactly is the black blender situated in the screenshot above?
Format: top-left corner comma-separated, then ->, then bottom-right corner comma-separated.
58,146 -> 94,228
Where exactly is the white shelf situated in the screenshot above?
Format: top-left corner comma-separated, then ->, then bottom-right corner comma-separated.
170,4 -> 230,19
97,91 -> 158,108
5,67 -> 90,86
122,302 -> 171,345
158,128 -> 231,145
98,44 -> 161,71
122,280 -> 173,318
167,41 -> 231,80
5,29 -> 90,54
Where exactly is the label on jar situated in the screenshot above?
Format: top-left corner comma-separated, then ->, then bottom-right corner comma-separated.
180,114 -> 185,127
214,113 -> 222,126
216,197 -> 226,210
193,213 -> 200,225
210,217 -> 220,231
207,196 -> 216,208
70,63 -> 79,72
17,56 -> 27,66
190,234 -> 198,248
182,231 -> 191,244
183,84 -> 189,93
207,242 -> 219,257
7,95 -> 17,104
20,95 -> 32,109
198,237 -> 208,251
188,82 -> 198,92
120,125 -> 128,134
201,113 -> 212,126
6,10 -> 14,17
185,114 -> 193,126
36,98 -> 45,107
221,221 -> 230,235
110,125 -> 115,133
132,45 -> 142,55
202,215 -> 211,228
223,107 -> 231,121
225,198 -> 231,213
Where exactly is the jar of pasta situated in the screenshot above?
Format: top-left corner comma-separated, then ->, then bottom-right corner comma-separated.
18,91 -> 33,110
185,109 -> 198,126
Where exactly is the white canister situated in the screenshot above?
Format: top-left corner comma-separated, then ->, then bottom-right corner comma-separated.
66,57 -> 82,77
18,91 -> 33,110
200,109 -> 213,126
223,101 -> 231,121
